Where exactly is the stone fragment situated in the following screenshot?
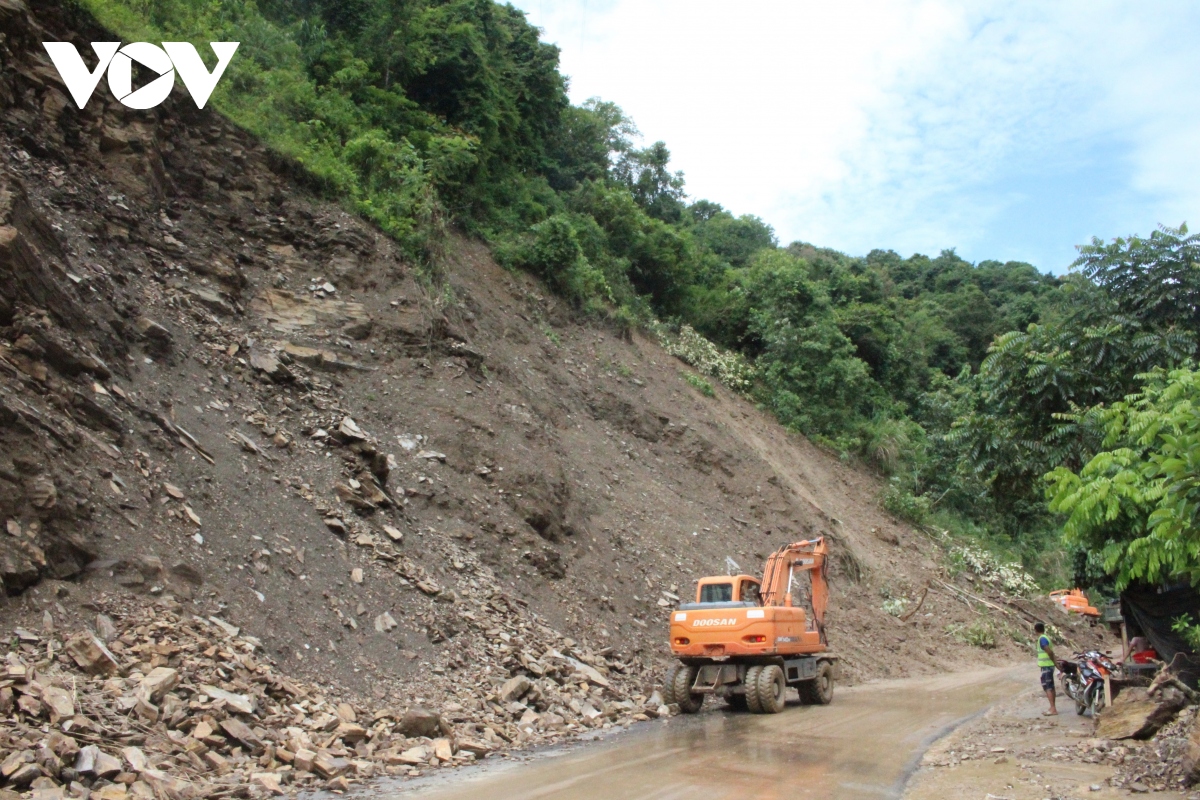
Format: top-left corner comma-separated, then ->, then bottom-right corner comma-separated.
219,718 -> 264,752
252,772 -> 284,795
121,747 -> 146,773
498,676 -> 531,703
374,612 -> 397,633
96,614 -> 117,643
432,738 -> 454,762
133,318 -> 172,353
7,762 -> 42,789
17,694 -> 44,717
64,632 -> 119,674
203,752 -> 229,773
1,750 -> 33,778
456,738 -> 492,757
41,686 -> 74,722
46,733 -> 79,762
312,752 -> 350,779
137,667 -> 179,703
395,746 -> 428,765
293,749 -> 317,774
335,723 -> 368,743
200,684 -> 256,715
398,707 -> 448,738
339,417 -> 366,441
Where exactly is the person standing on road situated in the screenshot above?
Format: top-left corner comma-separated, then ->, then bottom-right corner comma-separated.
1034,622 -> 1058,716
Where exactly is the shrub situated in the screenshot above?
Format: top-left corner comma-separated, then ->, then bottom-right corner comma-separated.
882,597 -> 908,617
882,480 -> 932,524
652,322 -> 755,393
684,373 -> 715,397
946,620 -> 997,649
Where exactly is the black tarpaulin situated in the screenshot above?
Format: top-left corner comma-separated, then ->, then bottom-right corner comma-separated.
1120,582 -> 1200,685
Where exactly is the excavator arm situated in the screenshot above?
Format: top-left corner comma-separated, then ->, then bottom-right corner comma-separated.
759,538 -> 829,641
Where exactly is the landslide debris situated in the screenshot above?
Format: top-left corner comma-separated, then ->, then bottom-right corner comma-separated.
0,589 -> 668,798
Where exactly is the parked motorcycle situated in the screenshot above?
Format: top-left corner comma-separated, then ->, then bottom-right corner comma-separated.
1059,651 -> 1117,716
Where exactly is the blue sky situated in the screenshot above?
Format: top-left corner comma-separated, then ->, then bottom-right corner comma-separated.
512,1 -> 1200,274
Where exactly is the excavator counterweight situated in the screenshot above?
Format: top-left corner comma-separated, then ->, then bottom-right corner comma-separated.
663,538 -> 838,714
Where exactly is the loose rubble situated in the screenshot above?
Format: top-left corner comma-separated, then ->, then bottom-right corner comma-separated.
0,594 -> 673,798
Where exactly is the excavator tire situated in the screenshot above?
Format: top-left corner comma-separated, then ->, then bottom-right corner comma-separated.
798,661 -> 835,705
661,665 -> 680,707
755,665 -> 787,713
744,665 -> 764,713
669,665 -> 704,714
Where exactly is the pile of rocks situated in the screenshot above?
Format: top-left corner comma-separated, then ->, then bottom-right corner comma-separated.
1109,705 -> 1199,794
0,592 -> 672,799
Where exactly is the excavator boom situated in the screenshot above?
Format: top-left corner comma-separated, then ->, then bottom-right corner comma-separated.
759,538 -> 829,641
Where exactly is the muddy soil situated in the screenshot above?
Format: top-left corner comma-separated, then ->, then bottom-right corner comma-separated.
367,666 -> 1032,800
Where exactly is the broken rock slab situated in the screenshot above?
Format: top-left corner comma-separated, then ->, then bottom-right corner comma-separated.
1097,687 -> 1186,740
63,632 -> 119,675
200,684 -> 256,716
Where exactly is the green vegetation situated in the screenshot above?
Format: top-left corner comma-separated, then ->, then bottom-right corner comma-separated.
684,373 -> 715,397
77,0 -> 1200,593
945,620 -> 998,649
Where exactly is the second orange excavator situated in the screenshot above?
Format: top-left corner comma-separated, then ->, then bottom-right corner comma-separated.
662,538 -> 839,714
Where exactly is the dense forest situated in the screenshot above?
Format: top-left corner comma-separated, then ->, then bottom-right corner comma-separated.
78,0 -> 1200,594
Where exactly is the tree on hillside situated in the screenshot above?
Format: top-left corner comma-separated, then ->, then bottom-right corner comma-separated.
1073,223 -> 1200,334
951,228 -> 1198,518
1047,367 -> 1200,589
614,141 -> 686,222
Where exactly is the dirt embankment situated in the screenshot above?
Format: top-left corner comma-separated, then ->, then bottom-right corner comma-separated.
0,0 -> 1106,795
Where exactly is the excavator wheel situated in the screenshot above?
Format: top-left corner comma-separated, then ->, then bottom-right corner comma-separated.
667,665 -> 704,714
743,666 -> 764,713
798,661 -> 835,705
661,666 -> 679,707
755,665 -> 787,713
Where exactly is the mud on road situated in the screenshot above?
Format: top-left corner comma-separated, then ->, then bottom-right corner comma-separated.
361,666 -> 1029,800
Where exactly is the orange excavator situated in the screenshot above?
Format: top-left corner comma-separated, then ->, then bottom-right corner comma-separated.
662,538 -> 838,714
1049,588 -> 1100,618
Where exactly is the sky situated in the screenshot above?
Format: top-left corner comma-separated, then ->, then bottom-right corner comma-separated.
512,1 -> 1200,274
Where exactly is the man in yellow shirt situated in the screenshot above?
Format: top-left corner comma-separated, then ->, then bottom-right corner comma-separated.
1034,621 -> 1058,716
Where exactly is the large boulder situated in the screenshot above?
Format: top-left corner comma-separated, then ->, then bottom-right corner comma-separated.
1097,687 -> 1186,740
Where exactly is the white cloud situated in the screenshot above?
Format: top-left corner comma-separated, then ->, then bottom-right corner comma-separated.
516,0 -> 1200,270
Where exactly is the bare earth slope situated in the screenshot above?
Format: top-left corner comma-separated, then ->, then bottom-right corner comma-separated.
0,0 -> 1105,795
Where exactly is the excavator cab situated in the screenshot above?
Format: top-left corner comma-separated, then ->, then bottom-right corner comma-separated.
690,575 -> 762,607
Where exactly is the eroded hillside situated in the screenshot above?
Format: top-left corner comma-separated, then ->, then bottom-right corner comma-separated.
0,0 -> 1103,795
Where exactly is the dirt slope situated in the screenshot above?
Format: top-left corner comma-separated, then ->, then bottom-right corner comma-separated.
0,0 -> 1107,793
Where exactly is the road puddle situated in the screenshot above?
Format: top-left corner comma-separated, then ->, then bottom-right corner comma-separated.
373,666 -> 1027,800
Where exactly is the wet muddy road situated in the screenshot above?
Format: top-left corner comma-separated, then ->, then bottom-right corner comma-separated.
378,666 -> 1029,800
